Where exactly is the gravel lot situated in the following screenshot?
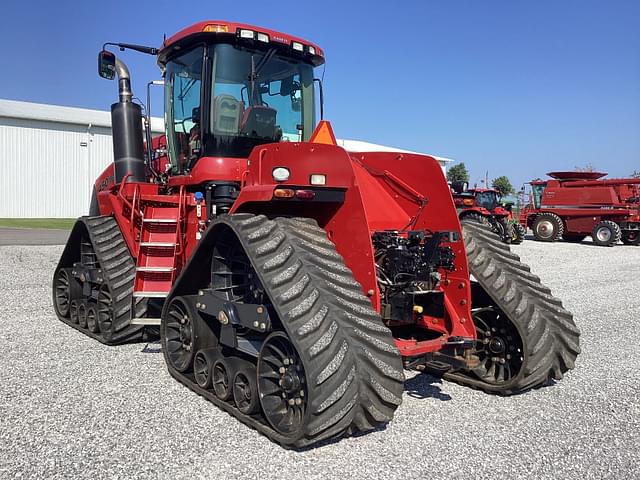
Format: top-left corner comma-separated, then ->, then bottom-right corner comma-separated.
0,239 -> 638,479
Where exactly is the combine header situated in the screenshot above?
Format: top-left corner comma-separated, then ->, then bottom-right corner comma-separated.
520,171 -> 640,246
52,21 -> 580,447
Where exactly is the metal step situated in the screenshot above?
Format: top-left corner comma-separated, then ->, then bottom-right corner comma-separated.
142,218 -> 177,223
135,266 -> 175,272
139,242 -> 177,247
133,291 -> 169,298
131,317 -> 161,326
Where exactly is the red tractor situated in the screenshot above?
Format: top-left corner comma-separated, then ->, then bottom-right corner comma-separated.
52,21 -> 579,448
450,182 -> 525,244
520,171 -> 640,246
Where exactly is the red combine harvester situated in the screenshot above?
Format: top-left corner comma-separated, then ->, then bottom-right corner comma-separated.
450,182 -> 525,244
520,171 -> 640,246
52,21 -> 579,447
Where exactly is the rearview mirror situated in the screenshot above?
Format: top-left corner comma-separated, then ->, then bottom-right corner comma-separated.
98,50 -> 116,80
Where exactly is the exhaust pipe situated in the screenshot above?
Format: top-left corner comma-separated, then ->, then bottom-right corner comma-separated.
110,57 -> 145,183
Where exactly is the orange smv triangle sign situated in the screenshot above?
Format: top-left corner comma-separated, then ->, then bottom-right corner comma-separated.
309,120 -> 337,145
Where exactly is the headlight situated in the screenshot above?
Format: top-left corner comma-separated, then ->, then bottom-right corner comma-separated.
272,167 -> 290,182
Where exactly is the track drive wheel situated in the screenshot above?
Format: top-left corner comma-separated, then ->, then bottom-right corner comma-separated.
532,213 -> 564,242
258,332 -> 307,437
161,296 -> 196,373
446,222 -> 581,394
622,231 -> 640,246
53,268 -> 80,318
592,221 -> 621,247
511,223 -> 526,244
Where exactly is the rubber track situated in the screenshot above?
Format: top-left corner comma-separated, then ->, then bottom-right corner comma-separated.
164,214 -> 405,448
53,216 -> 146,345
444,221 -> 580,394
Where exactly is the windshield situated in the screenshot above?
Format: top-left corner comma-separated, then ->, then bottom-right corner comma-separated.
164,43 -> 316,173
475,191 -> 497,210
204,43 -> 315,159
532,184 -> 545,209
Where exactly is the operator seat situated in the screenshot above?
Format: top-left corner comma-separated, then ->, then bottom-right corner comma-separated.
212,94 -> 243,135
240,106 -> 277,138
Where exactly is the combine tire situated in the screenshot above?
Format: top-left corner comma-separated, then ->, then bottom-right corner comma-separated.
532,213 -> 564,242
511,223 -> 526,244
52,216 -> 147,344
161,215 -> 404,448
592,221 -> 621,247
622,231 -> 640,246
445,222 -> 580,394
563,234 -> 586,243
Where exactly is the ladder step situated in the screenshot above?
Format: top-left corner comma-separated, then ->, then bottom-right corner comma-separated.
136,266 -> 176,272
142,218 -> 177,223
139,242 -> 177,247
133,291 -> 169,298
131,317 -> 162,326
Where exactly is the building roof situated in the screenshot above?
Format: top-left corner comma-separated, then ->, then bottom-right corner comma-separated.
337,139 -> 453,164
0,98 -> 165,132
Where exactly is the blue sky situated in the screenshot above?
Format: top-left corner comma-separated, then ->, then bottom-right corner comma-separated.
1,0 -> 638,188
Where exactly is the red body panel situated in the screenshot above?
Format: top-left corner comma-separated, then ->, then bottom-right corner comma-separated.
97,137 -> 476,357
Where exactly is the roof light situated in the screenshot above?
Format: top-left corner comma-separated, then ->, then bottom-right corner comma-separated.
307,46 -> 316,55
203,24 -> 229,33
291,41 -> 304,52
272,167 -> 290,182
310,174 -> 326,185
256,32 -> 270,43
239,29 -> 255,39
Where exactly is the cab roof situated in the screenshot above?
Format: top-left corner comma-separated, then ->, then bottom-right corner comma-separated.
159,20 -> 325,66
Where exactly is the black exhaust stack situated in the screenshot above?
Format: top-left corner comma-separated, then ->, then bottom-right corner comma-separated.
107,54 -> 145,183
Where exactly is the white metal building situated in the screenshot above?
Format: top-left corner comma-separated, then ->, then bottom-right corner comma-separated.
0,99 -> 164,218
0,99 -> 450,218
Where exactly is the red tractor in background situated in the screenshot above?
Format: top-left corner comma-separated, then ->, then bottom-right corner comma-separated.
450,182 -> 525,244
52,21 -> 579,448
520,171 -> 640,247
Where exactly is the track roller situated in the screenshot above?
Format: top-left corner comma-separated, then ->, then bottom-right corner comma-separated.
212,357 -> 235,401
86,304 -> 99,333
194,348 -> 218,389
233,360 -> 259,415
69,300 -> 79,325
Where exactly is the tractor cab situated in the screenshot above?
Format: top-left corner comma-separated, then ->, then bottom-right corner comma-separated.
529,181 -> 547,209
473,189 -> 498,210
157,22 -> 324,175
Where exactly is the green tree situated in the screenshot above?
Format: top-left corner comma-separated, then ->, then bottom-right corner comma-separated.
631,170 -> 640,179
574,163 -> 596,172
491,175 -> 514,198
447,162 -> 470,183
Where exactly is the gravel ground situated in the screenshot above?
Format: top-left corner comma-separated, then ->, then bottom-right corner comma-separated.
0,240 -> 638,480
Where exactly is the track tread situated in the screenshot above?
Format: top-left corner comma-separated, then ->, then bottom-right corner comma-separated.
53,216 -> 146,344
164,214 -> 404,448
445,221 -> 580,394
